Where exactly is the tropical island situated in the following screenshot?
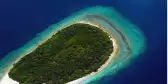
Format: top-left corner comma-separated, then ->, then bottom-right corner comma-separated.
8,23 -> 113,84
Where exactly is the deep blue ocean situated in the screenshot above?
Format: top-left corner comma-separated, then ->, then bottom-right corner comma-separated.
0,0 -> 166,84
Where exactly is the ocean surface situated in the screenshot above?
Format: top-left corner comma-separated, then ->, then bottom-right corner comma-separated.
0,0 -> 166,84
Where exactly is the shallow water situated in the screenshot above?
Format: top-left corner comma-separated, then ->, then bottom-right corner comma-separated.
0,0 -> 166,84
0,6 -> 145,84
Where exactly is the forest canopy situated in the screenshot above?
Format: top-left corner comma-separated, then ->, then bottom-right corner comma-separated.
9,23 -> 113,84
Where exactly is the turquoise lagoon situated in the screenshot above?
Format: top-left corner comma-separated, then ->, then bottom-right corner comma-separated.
0,6 -> 145,84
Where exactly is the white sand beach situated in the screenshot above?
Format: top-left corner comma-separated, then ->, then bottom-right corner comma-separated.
0,73 -> 19,84
0,21 -> 118,84
67,21 -> 119,84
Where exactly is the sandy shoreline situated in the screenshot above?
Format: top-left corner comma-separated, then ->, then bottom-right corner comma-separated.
0,21 -> 118,84
67,21 -> 119,84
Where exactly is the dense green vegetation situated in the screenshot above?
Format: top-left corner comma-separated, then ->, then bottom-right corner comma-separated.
9,23 -> 113,84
